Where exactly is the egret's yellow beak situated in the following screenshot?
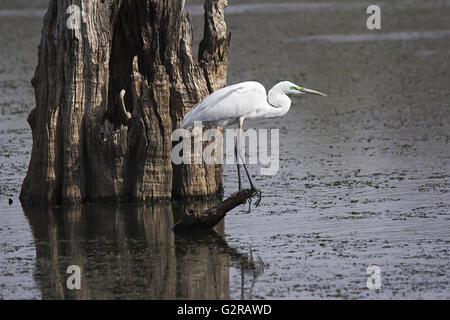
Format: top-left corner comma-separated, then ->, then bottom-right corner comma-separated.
300,87 -> 327,97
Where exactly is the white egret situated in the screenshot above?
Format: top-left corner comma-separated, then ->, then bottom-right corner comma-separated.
182,81 -> 326,192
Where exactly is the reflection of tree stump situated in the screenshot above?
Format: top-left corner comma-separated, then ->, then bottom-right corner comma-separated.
22,203 -> 231,299
20,0 -> 230,206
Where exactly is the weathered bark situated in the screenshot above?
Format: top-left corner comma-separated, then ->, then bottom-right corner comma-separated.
173,188 -> 260,232
20,0 -> 230,206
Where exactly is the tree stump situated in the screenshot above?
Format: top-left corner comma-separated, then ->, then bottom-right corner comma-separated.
20,0 -> 232,206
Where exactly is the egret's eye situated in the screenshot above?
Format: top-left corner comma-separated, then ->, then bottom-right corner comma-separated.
290,85 -> 302,91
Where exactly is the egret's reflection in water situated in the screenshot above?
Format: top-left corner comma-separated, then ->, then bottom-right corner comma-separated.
22,202 -> 263,299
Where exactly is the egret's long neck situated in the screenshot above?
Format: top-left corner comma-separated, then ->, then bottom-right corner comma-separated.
266,86 -> 291,117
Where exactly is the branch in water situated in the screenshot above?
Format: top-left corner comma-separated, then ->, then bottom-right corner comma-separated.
173,188 -> 261,232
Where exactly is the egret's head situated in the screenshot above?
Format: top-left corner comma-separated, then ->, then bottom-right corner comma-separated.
280,81 -> 327,97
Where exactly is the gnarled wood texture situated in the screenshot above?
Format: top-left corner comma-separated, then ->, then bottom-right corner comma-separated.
20,0 -> 230,206
173,188 -> 260,232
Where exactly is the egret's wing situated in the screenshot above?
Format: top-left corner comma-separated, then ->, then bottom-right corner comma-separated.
182,81 -> 266,128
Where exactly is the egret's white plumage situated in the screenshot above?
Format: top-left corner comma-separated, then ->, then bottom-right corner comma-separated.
181,80 -> 326,194
182,81 -> 326,129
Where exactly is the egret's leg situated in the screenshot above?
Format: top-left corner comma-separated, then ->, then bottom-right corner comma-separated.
234,138 -> 242,190
236,117 -> 256,190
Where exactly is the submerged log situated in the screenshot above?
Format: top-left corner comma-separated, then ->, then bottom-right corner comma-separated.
173,189 -> 261,232
20,0 -> 230,206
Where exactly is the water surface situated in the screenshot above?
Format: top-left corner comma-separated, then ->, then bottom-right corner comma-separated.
0,0 -> 449,299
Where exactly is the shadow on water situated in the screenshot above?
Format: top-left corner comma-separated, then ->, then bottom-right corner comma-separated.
21,202 -> 263,299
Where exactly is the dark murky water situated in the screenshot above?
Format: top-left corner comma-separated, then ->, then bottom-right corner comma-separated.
1,0 -> 449,299
22,203 -> 263,299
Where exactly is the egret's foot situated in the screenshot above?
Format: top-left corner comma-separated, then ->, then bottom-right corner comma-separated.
244,188 -> 262,213
251,188 -> 262,207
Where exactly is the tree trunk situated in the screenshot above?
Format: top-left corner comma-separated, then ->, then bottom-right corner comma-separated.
20,0 -> 230,206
